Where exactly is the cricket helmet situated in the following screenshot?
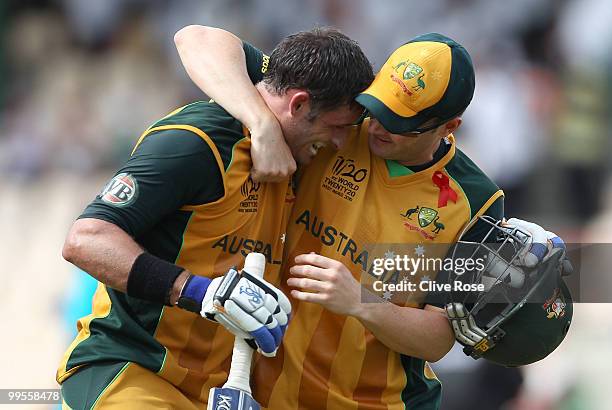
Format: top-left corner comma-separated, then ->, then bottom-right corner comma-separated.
446,216 -> 573,367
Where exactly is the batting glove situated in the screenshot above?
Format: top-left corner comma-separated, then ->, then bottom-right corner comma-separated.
177,265 -> 291,357
503,217 -> 566,267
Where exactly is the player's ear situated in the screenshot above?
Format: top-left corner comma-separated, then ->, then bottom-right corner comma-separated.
444,117 -> 462,135
289,91 -> 311,117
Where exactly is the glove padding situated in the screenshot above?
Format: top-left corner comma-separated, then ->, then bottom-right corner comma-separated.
503,218 -> 566,267
485,218 -> 570,289
179,266 -> 291,357
202,268 -> 291,357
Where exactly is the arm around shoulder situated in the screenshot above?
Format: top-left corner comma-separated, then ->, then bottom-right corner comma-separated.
174,25 -> 295,181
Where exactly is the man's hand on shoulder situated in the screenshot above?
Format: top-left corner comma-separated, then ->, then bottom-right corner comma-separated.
249,115 -> 296,182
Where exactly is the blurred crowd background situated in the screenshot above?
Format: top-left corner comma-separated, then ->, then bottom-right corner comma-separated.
1,0 -> 611,409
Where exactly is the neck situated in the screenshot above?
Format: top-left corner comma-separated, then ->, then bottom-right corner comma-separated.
256,83 -> 284,120
397,138 -> 445,167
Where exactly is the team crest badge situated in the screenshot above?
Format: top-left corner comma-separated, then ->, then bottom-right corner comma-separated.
393,60 -> 426,91
418,207 -> 438,228
100,173 -> 138,206
542,288 -> 567,319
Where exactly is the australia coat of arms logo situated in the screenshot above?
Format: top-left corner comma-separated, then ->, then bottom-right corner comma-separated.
542,288 -> 567,319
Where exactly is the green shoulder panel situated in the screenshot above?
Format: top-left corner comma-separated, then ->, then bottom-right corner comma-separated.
243,41 -> 269,84
445,148 -> 502,220
400,356 -> 442,409
152,101 -> 246,171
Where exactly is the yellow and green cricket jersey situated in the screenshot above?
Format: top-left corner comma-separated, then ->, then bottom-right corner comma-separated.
56,100 -> 294,403
250,118 -> 503,410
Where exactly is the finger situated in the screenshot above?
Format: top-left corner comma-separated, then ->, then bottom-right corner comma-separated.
267,320 -> 283,347
506,218 -> 548,244
264,293 -> 289,327
215,315 -> 251,339
258,346 -> 279,358
289,264 -> 330,280
250,326 -> 277,355
280,313 -> 290,335
224,301 -> 278,354
262,283 -> 292,316
224,300 -> 264,332
294,253 -> 339,269
261,294 -> 282,345
287,277 -> 329,293
250,305 -> 274,326
546,231 -> 565,249
275,288 -> 292,316
251,169 -> 284,183
290,289 -> 328,303
506,218 -> 548,267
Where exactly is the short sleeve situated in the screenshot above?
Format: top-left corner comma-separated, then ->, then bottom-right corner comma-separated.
424,196 -> 505,308
79,129 -> 224,237
243,41 -> 269,84
460,196 -> 505,243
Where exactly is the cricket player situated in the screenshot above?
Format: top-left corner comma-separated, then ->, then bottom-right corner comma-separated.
56,28 -> 374,409
175,26 -> 563,409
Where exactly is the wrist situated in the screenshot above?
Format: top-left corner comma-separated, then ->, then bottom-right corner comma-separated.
247,111 -> 280,136
351,289 -> 383,321
169,270 -> 191,305
176,274 -> 212,313
126,252 -> 185,306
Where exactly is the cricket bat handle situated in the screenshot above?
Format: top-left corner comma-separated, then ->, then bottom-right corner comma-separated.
222,252 -> 266,394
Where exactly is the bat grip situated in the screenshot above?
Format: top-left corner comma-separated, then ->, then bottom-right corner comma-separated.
222,252 -> 266,394
223,338 -> 255,394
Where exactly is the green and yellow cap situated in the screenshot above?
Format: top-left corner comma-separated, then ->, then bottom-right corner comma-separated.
356,33 -> 475,134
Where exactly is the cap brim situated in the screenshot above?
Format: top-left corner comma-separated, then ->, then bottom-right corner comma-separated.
355,93 -> 430,134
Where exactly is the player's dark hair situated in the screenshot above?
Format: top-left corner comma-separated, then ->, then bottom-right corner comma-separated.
263,27 -> 373,116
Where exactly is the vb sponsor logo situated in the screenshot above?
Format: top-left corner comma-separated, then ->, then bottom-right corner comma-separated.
100,173 -> 138,206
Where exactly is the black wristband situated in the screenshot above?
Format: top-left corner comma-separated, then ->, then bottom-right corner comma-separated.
126,252 -> 184,306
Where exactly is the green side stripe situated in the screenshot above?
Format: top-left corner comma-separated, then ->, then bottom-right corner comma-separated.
226,137 -> 249,172
61,361 -> 128,409
399,355 -> 441,409
91,362 -> 130,409
155,210 -> 194,374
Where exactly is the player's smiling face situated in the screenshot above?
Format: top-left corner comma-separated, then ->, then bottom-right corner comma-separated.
288,103 -> 362,165
367,117 -> 461,166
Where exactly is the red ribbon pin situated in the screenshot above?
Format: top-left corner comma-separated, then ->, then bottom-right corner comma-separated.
432,171 -> 457,208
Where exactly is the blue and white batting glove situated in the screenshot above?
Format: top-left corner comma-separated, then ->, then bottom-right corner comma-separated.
503,217 -> 566,267
177,267 -> 291,357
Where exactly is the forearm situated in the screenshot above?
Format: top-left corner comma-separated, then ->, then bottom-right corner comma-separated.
62,218 -> 143,291
174,25 -> 274,130
354,303 -> 454,362
289,253 -> 455,361
62,218 -> 190,301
